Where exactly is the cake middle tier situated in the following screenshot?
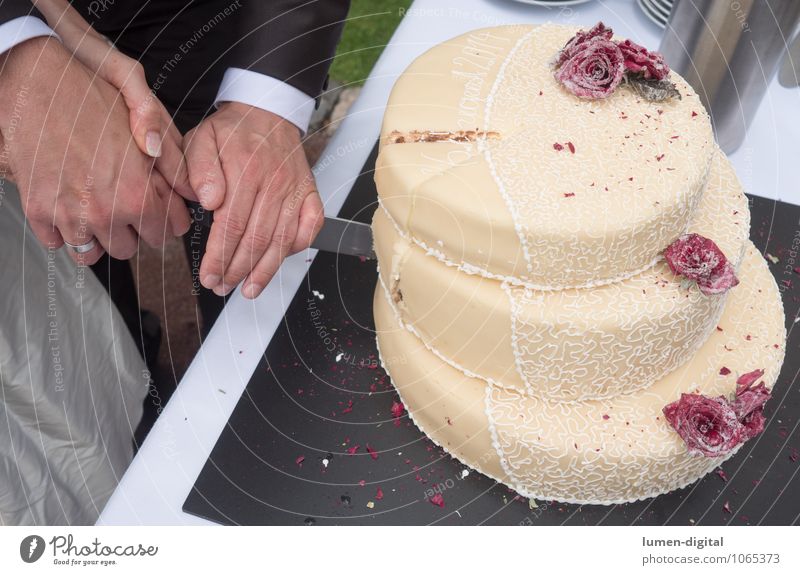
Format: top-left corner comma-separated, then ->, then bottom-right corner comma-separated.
375,150 -> 749,402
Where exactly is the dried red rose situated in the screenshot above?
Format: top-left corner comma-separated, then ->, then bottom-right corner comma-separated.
663,393 -> 743,457
663,233 -> 739,295
733,370 -> 770,440
698,261 -> 739,295
617,39 -> 670,80
429,493 -> 445,507
553,22 -> 679,101
664,367 -> 772,453
554,39 -> 625,99
736,369 -> 765,391
554,22 -> 613,68
733,392 -> 770,441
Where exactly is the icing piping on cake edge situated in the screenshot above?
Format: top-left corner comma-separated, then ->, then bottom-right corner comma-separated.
502,281 -> 535,398
482,27 -> 538,276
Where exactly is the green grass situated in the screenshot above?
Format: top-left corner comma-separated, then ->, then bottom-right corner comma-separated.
329,0 -> 413,86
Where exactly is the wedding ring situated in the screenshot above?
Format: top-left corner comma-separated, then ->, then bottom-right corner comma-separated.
63,237 -> 98,254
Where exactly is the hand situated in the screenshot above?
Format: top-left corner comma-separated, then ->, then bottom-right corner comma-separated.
183,103 -> 324,299
0,37 -> 190,264
32,0 -> 194,200
0,132 -> 10,181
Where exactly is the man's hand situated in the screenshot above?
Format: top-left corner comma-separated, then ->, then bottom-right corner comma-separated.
32,0 -> 194,200
183,102 -> 324,299
0,37 -> 190,265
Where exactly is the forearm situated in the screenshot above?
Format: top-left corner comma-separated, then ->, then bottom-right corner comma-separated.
32,0 -> 110,64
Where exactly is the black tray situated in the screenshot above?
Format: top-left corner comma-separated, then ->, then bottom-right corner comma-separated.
184,143 -> 800,525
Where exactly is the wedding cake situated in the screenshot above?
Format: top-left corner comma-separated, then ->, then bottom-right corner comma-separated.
372,23 -> 786,504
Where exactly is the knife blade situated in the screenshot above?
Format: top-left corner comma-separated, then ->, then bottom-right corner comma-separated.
188,202 -> 375,259
311,216 -> 375,260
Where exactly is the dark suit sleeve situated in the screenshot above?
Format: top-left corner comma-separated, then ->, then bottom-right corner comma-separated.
0,0 -> 45,26
233,0 -> 350,99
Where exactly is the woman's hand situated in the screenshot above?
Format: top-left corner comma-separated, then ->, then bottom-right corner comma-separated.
32,0 -> 195,202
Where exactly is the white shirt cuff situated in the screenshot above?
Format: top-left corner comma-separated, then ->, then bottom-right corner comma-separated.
214,67 -> 315,135
0,16 -> 59,56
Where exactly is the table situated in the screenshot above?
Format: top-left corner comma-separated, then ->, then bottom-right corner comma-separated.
97,0 -> 800,525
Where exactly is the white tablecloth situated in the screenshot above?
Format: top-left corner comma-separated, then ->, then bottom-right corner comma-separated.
98,0 -> 800,525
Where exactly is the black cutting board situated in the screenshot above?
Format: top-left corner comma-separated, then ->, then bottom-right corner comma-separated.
184,143 -> 800,525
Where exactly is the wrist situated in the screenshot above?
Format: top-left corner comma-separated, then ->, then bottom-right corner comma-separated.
0,36 -> 62,107
218,101 -> 301,140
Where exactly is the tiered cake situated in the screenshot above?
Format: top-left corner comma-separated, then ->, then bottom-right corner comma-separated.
373,24 -> 786,504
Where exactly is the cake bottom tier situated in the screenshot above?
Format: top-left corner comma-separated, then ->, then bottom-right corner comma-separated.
374,242 -> 786,504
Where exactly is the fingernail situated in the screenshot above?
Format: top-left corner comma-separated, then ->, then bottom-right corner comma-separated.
197,183 -> 213,207
201,274 -> 221,289
176,218 -> 191,236
243,283 -> 262,299
213,283 -> 232,297
145,131 -> 162,157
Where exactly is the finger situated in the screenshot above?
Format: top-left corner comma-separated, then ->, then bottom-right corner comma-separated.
56,218 -> 118,265
131,171 -> 174,248
164,190 -> 192,238
216,185 -> 285,296
153,169 -> 191,237
290,189 -> 324,254
155,112 -> 196,202
183,124 -> 225,210
26,218 -> 64,248
66,239 -> 106,267
197,152 -> 262,291
20,185 -> 83,252
240,195 -> 300,299
99,223 -> 139,261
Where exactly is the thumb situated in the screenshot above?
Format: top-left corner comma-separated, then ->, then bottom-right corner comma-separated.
291,189 -> 324,254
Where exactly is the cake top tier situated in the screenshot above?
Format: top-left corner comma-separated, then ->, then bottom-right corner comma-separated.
377,23 -> 716,289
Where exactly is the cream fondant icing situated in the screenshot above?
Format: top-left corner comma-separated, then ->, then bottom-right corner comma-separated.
378,24 -> 715,288
374,150 -> 750,401
375,244 -> 785,504
372,23 -> 785,504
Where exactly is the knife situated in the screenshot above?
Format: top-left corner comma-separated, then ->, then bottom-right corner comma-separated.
310,215 -> 375,260
189,202 -> 375,260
